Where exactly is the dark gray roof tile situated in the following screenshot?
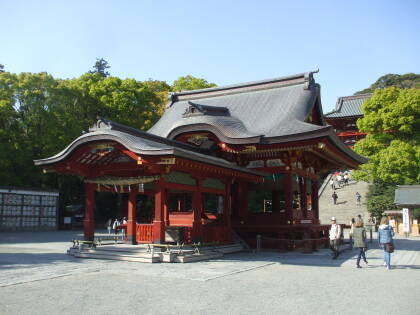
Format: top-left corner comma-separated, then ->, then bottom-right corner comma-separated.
325,94 -> 372,118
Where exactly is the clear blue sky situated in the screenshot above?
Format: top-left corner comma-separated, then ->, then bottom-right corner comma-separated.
1,0 -> 419,112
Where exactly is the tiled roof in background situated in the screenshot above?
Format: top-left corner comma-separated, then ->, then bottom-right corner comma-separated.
325,93 -> 372,118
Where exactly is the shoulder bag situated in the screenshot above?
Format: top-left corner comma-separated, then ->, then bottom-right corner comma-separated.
385,242 -> 394,253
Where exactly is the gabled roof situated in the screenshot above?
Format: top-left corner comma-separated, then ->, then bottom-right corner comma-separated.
325,93 -> 372,119
394,185 -> 420,207
148,71 -> 330,144
34,118 -> 265,177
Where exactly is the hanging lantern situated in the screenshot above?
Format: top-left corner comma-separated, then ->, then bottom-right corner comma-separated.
139,183 -> 145,192
114,184 -> 118,192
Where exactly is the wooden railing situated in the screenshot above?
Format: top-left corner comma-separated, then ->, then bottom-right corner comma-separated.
136,224 -> 153,243
202,225 -> 230,244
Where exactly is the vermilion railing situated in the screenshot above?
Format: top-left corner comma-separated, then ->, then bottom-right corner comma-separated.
136,224 -> 153,243
202,225 -> 230,244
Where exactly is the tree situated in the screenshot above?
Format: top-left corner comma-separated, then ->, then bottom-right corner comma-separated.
353,87 -> 420,184
355,73 -> 420,95
0,64 -> 4,72
89,58 -> 111,77
365,183 -> 396,219
171,75 -> 216,92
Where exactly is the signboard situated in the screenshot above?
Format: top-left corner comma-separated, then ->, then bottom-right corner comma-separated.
64,217 -> 72,224
403,208 -> 410,233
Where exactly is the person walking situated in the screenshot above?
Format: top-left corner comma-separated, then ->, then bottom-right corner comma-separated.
378,217 -> 395,270
329,217 -> 341,259
337,174 -> 342,188
112,218 -> 120,235
349,218 -> 355,249
356,192 -> 361,206
353,219 -> 368,268
106,218 -> 112,235
332,191 -> 338,205
330,178 -> 335,190
121,217 -> 127,240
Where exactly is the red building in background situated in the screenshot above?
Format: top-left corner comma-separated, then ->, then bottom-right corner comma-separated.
324,94 -> 372,148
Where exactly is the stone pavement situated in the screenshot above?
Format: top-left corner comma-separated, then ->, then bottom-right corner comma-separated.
1,231 -> 419,315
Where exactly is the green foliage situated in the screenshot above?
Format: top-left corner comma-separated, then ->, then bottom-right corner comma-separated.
366,182 -> 396,219
0,70 -> 216,208
414,208 -> 420,220
355,73 -> 420,94
0,71 -> 170,202
89,58 -> 110,78
353,87 -> 420,184
171,75 -> 216,92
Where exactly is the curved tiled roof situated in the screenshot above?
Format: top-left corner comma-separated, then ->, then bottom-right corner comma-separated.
325,93 -> 372,119
34,119 -> 265,177
149,72 -> 330,142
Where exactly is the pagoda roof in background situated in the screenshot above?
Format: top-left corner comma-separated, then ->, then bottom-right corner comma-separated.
324,93 -> 372,119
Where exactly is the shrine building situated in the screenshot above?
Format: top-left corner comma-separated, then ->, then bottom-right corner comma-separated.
34,71 -> 366,250
324,93 -> 372,147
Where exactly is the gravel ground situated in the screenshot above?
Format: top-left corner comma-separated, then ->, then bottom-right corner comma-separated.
0,231 -> 419,315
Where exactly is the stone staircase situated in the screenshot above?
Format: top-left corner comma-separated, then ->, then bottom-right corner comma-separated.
319,178 -> 370,225
67,242 -> 244,263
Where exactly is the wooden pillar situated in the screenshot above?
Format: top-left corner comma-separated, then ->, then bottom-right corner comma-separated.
224,181 -> 232,243
192,177 -> 203,242
312,180 -> 319,221
84,183 -> 95,241
284,172 -> 293,223
272,190 -> 280,212
238,182 -> 248,223
153,179 -> 166,243
300,177 -> 307,219
127,187 -> 138,244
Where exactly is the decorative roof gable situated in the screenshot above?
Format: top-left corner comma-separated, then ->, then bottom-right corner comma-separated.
183,101 -> 230,118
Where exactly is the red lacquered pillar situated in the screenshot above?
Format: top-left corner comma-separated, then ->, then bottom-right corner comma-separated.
84,183 -> 95,241
127,187 -> 138,244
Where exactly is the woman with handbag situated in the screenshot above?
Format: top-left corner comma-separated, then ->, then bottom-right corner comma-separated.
378,217 -> 395,270
353,219 -> 368,268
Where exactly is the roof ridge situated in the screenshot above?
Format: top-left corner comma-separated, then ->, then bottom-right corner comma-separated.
338,93 -> 373,100
169,70 -> 318,102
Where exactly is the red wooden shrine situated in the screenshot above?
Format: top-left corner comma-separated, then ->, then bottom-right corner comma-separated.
35,72 -> 366,251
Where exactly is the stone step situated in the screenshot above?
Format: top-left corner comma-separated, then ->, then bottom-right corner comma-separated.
68,242 -> 244,263
319,178 -> 370,224
74,251 -> 160,263
174,251 -> 223,263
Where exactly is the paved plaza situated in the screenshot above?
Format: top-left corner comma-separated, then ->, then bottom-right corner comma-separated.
0,231 -> 419,315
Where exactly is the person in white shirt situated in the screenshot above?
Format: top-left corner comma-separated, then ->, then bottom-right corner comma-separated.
112,218 -> 120,235
121,217 -> 127,240
329,217 -> 341,259
330,179 -> 335,190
